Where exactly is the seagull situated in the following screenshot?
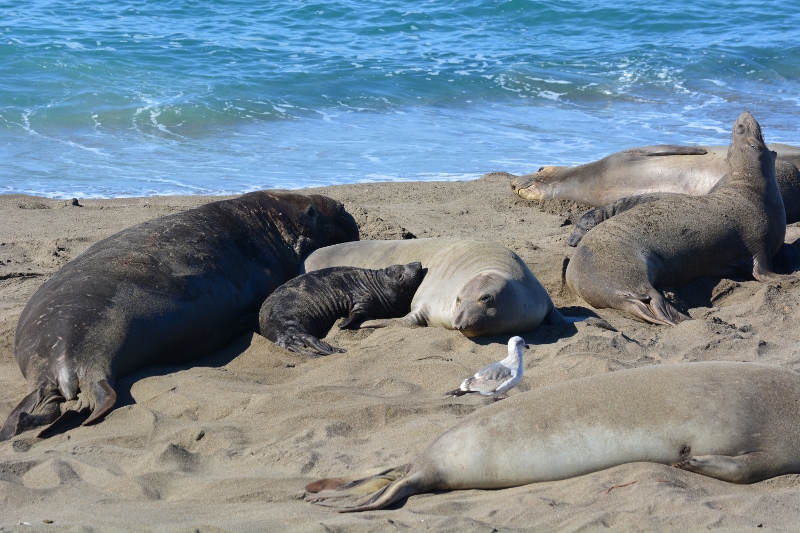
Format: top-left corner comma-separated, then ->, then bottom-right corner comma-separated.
445,336 -> 529,401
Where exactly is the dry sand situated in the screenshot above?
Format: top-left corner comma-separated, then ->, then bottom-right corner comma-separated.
2,174 -> 800,532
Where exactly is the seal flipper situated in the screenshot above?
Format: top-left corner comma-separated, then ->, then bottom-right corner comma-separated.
0,384 -> 63,441
752,250 -> 799,283
305,464 -> 426,512
360,307 -> 427,329
277,332 -> 346,357
82,379 -> 118,426
616,289 -> 689,326
675,452 -> 773,484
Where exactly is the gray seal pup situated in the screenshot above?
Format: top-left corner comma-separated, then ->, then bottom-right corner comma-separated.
302,238 -> 571,337
565,111 -> 792,325
306,361 -> 800,512
444,336 -> 528,400
0,191 -> 359,441
258,263 -> 425,357
510,143 -> 800,223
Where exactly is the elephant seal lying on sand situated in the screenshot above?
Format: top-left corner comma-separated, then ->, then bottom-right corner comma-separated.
302,238 -> 591,337
0,191 -> 359,441
565,111 -> 792,325
306,361 -> 800,512
510,143 -> 800,223
258,263 -> 425,357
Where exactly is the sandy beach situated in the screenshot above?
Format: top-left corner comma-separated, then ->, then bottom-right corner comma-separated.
2,174 -> 800,532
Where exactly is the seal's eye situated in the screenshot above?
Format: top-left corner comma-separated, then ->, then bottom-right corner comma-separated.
455,296 -> 462,306
479,294 -> 492,304
306,205 -> 317,217
398,274 -> 405,282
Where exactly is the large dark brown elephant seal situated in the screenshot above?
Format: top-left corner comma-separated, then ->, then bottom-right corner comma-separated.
258,263 -> 425,357
302,238 -> 571,337
0,191 -> 359,441
306,361 -> 800,512
565,111 -> 792,325
510,143 -> 800,223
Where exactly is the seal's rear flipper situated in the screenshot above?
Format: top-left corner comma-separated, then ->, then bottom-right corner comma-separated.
82,379 -> 118,426
0,385 -> 64,441
617,290 -> 689,326
305,464 -> 422,512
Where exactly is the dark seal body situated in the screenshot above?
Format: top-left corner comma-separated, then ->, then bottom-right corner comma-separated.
306,362 -> 800,512
259,263 -> 425,357
565,111 -> 790,325
511,143 -> 800,223
1,191 -> 359,440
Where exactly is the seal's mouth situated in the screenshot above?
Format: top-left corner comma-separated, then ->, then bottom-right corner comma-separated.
454,324 -> 482,338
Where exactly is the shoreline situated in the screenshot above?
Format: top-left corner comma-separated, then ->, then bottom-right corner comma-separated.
2,178 -> 800,531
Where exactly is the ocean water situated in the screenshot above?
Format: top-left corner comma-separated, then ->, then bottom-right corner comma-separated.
2,0 -> 799,198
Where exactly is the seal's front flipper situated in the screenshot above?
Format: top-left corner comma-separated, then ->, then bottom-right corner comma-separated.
278,333 -> 346,357
360,308 -> 426,329
752,251 -> 799,283
616,290 -> 689,326
627,145 -> 708,157
0,385 -> 64,441
675,452 -> 771,484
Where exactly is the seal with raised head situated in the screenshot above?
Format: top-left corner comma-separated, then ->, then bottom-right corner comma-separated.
259,263 -> 425,357
0,190 -> 359,441
306,361 -> 800,512
302,238 -> 568,337
565,111 -> 792,325
566,191 -> 800,273
510,143 -> 800,223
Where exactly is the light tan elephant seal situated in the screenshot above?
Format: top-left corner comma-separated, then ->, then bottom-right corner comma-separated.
510,143 -> 800,223
306,361 -> 800,512
302,238 -> 571,337
565,111 -> 792,325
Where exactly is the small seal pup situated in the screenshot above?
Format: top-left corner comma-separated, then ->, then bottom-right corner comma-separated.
0,191 -> 359,441
303,238 -> 578,337
445,336 -> 528,400
510,143 -> 800,223
565,111 -> 792,325
259,263 -> 425,357
306,361 -> 800,512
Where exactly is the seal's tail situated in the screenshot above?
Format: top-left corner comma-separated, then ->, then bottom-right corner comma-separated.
0,383 -> 63,441
305,464 -> 423,512
0,378 -> 117,441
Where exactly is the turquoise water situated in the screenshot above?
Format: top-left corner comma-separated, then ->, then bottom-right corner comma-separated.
2,1 -> 799,198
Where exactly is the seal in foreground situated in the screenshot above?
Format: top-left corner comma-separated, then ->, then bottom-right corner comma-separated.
258,263 -> 425,357
566,111 -> 791,325
0,191 -> 359,441
302,238 -> 572,337
306,361 -> 800,512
